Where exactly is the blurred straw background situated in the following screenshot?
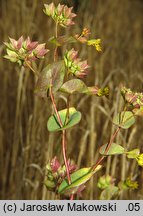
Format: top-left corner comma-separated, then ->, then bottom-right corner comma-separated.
0,0 -> 143,199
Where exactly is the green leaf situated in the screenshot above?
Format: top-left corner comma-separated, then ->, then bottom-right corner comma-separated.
60,79 -> 88,94
35,61 -> 65,98
58,165 -> 102,194
99,185 -> 119,200
126,149 -> 140,159
113,111 -> 135,129
47,107 -> 81,132
48,36 -> 76,46
99,143 -> 125,155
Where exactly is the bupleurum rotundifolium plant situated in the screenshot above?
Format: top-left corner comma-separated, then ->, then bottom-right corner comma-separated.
4,2 -> 143,200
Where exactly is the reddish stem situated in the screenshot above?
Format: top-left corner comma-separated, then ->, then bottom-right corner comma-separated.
70,194 -> 74,200
92,127 -> 120,170
51,22 -> 72,198
49,88 -> 63,127
62,130 -> 71,184
54,22 -> 58,62
49,89 -> 71,186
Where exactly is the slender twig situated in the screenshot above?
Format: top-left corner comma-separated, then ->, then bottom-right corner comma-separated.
92,103 -> 128,171
92,127 -> 121,171
49,88 -> 71,186
70,194 -> 74,200
25,61 -> 39,77
50,21 -> 72,199
64,95 -> 70,126
49,88 -> 63,127
54,22 -> 58,62
62,130 -> 71,184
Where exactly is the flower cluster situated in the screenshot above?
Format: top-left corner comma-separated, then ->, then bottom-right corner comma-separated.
74,27 -> 91,43
97,175 -> 115,189
121,177 -> 138,190
121,87 -> 143,116
74,28 -> 102,52
87,39 -> 102,52
4,36 -> 49,66
136,154 -> 143,167
87,86 -> 109,97
44,157 -> 76,192
43,3 -> 76,27
121,87 -> 143,108
64,48 -> 90,78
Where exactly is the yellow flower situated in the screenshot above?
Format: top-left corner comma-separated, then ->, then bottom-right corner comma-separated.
136,154 -> 143,166
87,39 -> 102,52
125,177 -> 138,190
81,28 -> 90,37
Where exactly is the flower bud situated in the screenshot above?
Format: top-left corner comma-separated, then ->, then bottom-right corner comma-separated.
64,48 -> 90,78
44,3 -> 76,28
4,36 -> 49,66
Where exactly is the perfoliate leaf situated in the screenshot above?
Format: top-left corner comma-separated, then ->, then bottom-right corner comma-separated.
47,107 -> 81,132
126,149 -> 140,159
99,143 -> 125,155
60,79 -> 88,94
113,111 -> 135,129
58,165 -> 102,194
35,61 -> 65,98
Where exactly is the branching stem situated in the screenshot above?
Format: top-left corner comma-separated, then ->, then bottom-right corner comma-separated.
48,21 -> 72,199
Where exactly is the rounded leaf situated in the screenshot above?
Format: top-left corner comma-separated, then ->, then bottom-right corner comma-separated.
47,107 -> 81,132
60,79 -> 88,94
35,61 -> 65,98
113,111 -> 135,129
99,143 -> 125,155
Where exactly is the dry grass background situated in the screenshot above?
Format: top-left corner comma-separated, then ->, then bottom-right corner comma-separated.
0,0 -> 143,199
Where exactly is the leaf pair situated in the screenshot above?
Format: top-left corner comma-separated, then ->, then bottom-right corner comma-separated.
35,61 -> 109,98
113,111 -> 135,129
47,107 -> 81,132
99,111 -> 136,156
